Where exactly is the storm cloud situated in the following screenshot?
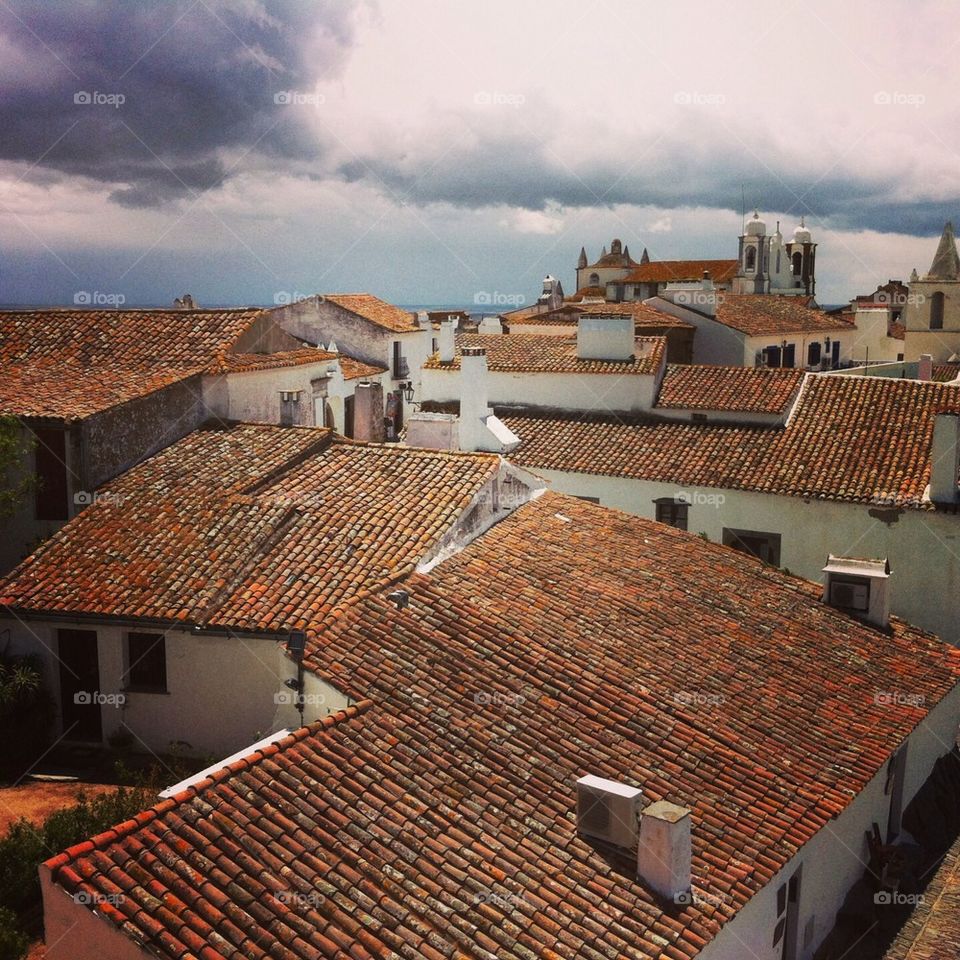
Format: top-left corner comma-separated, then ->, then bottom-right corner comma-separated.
0,0 -> 360,206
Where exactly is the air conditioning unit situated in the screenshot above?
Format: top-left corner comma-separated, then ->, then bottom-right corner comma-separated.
576,775 -> 642,849
830,580 -> 869,612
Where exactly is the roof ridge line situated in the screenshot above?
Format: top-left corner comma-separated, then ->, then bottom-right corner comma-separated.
43,699 -> 375,875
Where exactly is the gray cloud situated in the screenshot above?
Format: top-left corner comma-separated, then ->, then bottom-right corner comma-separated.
0,0 -> 359,206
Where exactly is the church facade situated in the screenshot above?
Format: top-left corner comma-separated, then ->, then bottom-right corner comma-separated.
903,221 -> 960,362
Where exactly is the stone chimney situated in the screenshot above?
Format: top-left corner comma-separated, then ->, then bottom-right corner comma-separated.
930,413 -> 960,503
822,555 -> 891,629
438,319 -> 457,363
577,315 -> 634,361
174,294 -> 196,310
637,800 -> 692,901
353,382 -> 385,442
918,354 -> 933,381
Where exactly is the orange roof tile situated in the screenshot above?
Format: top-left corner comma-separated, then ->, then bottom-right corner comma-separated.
656,364 -> 804,414
508,301 -> 694,331
506,374 -> 960,509
0,308 -> 266,419
321,293 -> 419,333
621,259 -> 739,284
712,295 -> 854,336
43,493 -> 960,960
424,333 -> 666,375
0,423 -> 501,631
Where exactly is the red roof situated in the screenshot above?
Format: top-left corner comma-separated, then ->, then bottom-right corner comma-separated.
321,293 -> 419,333
0,308 -> 267,419
656,364 -> 804,415
508,301 -> 694,331
44,493 -> 960,960
712,295 -> 853,336
0,424 -> 502,631
424,333 -> 666,375
506,374 -> 960,509
620,259 -> 739,284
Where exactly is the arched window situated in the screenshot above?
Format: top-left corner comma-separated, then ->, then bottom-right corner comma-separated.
792,252 -> 802,276
588,272 -> 600,287
930,291 -> 945,330
745,247 -> 756,271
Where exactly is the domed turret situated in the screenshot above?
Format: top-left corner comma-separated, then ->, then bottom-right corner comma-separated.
793,216 -> 812,244
745,211 -> 767,237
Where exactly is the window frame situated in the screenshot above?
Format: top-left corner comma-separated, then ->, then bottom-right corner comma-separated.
124,632 -> 168,694
722,527 -> 781,566
654,497 -> 689,531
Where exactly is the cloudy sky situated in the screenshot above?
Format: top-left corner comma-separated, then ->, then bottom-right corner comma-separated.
1,0 -> 958,308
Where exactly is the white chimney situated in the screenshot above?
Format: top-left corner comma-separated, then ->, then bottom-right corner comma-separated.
919,354 -> 933,381
930,413 -> 960,503
577,315 -> 634,361
458,347 -> 519,453
576,775 -> 643,849
438,319 -> 457,363
478,316 -> 503,334
822,555 -> 891,629
416,309 -> 430,329
637,800 -> 692,901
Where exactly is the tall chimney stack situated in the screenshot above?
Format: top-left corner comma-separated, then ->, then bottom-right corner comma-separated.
637,800 -> 692,901
918,354 -> 933,381
929,412 -> 960,503
438,319 -> 457,363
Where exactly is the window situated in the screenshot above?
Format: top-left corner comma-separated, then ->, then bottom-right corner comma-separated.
745,247 -> 756,271
764,345 -> 782,368
930,291 -> 945,330
807,341 -> 822,366
343,395 -> 355,438
782,343 -> 796,369
588,272 -> 600,287
34,428 -> 69,521
655,498 -> 688,531
279,394 -> 299,426
126,633 -> 167,692
722,528 -> 781,566
392,341 -> 408,379
792,251 -> 802,276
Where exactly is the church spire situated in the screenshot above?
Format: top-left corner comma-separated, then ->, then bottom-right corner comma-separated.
640,247 -> 650,264
577,246 -> 588,269
926,221 -> 960,280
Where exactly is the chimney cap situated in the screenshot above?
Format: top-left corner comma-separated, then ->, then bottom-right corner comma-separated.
462,346 -> 487,357
643,799 -> 690,823
823,555 -> 890,578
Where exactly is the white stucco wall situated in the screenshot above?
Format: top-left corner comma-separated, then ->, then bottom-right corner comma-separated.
528,468 -> 960,643
1,618 -> 351,758
850,307 -> 904,364
421,367 -> 659,415
224,358 -> 339,426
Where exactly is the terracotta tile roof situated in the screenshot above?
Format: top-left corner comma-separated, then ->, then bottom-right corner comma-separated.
0,423 -> 501,631
338,356 -> 388,380
320,294 -> 419,333
568,285 -> 606,300
0,308 -> 267,420
656,364 -> 805,414
44,493 -> 960,960
934,363 -> 960,383
508,301 -> 694,331
424,333 -> 666,375
712,295 -> 854,336
210,347 -> 341,374
884,833 -> 960,959
506,374 -> 960,509
620,259 -> 739,284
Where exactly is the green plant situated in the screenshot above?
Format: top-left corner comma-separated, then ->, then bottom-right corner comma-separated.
0,906 -> 28,960
0,417 -> 34,522
0,655 -> 53,779
0,786 -> 154,939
